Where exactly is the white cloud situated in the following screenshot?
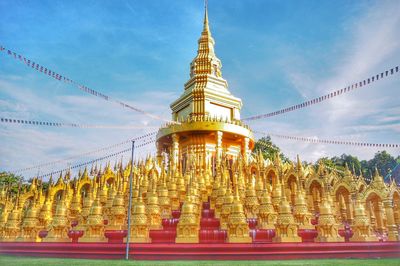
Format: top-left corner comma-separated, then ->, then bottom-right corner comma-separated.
250,0 -> 400,162
0,73 -> 166,179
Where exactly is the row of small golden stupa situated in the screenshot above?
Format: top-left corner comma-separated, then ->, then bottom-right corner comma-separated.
0,151 -> 399,243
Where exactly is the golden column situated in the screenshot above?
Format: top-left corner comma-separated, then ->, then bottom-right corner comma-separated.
171,133 -> 180,172
375,202 -> 385,234
383,197 -> 400,241
347,194 -> 354,224
242,137 -> 250,165
216,131 -> 223,167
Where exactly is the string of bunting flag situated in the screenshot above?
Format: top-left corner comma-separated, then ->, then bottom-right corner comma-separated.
0,45 -> 177,124
12,131 -> 157,174
243,65 -> 399,121
0,117 -> 159,130
35,138 -> 156,179
257,132 -> 400,148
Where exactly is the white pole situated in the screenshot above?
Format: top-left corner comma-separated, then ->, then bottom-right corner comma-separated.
125,140 -> 135,260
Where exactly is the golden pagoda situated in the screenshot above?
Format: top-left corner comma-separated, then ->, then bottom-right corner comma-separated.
0,3 -> 399,247
156,5 -> 254,174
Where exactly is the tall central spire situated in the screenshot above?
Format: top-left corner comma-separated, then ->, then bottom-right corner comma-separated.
190,2 -> 220,78
203,0 -> 210,33
170,2 -> 243,122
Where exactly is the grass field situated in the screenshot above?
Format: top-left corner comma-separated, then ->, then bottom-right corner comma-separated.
0,256 -> 399,266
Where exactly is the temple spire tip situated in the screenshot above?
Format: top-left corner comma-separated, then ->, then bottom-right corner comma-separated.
203,0 -> 209,31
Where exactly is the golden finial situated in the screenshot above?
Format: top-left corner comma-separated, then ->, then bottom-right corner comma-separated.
203,0 -> 209,32
296,154 -> 303,172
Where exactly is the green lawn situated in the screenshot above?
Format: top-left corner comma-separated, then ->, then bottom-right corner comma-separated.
0,256 -> 399,266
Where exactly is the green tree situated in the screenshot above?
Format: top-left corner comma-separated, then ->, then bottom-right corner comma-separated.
360,159 -> 371,178
0,171 -> 25,195
314,151 -> 399,182
353,151 -> 397,181
253,136 -> 289,163
369,151 -> 397,180
392,156 -> 400,184
315,157 -> 338,172
331,154 -> 362,175
316,157 -> 333,167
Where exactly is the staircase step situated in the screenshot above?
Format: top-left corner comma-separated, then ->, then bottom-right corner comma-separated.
250,229 -> 275,243
202,202 -> 211,210
247,218 -> 258,229
162,218 -> 179,230
200,218 -> 220,229
199,229 -> 227,243
201,209 -> 215,218
149,230 -> 176,243
172,210 -> 181,219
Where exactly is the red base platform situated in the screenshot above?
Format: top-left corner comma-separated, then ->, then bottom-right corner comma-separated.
0,242 -> 399,260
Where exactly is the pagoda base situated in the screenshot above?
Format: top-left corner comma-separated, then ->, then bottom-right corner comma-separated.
15,237 -> 41,242
1,242 -> 399,260
273,235 -> 302,243
350,235 -> 379,242
315,236 -> 345,243
79,236 -> 107,243
0,237 -> 18,242
227,235 -> 252,243
127,237 -> 151,243
175,236 -> 199,243
42,237 -> 71,243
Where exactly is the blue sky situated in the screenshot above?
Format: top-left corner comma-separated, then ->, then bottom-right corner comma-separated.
1,0 -> 399,179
